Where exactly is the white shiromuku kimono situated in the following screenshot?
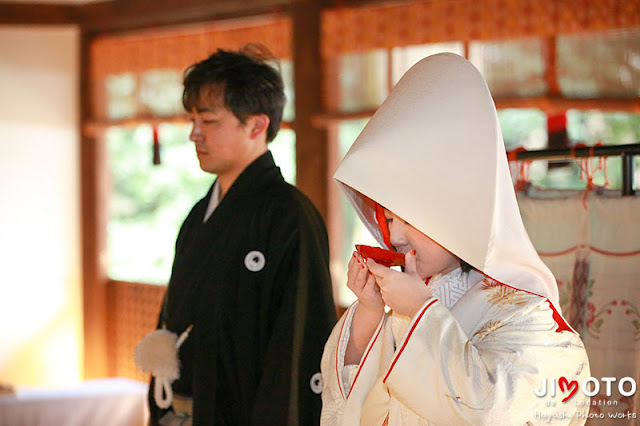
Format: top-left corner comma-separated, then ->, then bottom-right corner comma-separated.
321,269 -> 591,425
321,53 -> 591,425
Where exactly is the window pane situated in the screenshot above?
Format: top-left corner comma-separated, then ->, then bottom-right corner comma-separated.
139,69 -> 183,116
565,110 -> 640,190
280,59 -> 295,122
105,73 -> 138,120
337,49 -> 389,112
499,108 -> 547,150
335,119 -> 379,306
498,108 -> 551,185
469,38 -> 546,98
504,110 -> 640,191
558,29 -> 640,98
391,42 -> 464,85
105,61 -> 293,121
270,128 -> 296,184
106,123 -> 212,284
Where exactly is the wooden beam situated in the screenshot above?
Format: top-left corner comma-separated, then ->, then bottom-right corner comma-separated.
82,116 -> 292,138
79,30 -> 109,379
0,0 -> 411,29
0,3 -> 77,25
544,37 -> 559,97
0,0 -> 290,31
323,54 -> 345,308
312,109 -> 378,127
292,0 -> 328,219
321,0 -> 412,6
312,97 -> 640,127
493,97 -> 640,113
76,0 -> 290,33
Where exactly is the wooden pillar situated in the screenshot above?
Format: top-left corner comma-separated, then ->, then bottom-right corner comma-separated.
544,37 -> 560,103
79,30 -> 109,379
291,0 -> 328,219
323,53 -> 346,307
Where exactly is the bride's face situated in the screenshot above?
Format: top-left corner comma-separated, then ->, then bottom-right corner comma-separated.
384,209 -> 459,280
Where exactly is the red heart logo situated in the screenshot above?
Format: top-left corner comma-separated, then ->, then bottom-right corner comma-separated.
559,377 -> 578,402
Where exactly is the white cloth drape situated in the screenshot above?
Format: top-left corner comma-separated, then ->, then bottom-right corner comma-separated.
0,378 -> 148,426
519,192 -> 640,424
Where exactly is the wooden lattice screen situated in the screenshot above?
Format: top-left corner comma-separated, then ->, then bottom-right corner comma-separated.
107,281 -> 165,381
89,16 -> 291,121
91,16 -> 291,78
322,0 -> 640,56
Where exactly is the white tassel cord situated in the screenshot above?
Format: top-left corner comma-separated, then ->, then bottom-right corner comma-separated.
176,324 -> 194,348
154,377 -> 174,409
135,324 -> 194,410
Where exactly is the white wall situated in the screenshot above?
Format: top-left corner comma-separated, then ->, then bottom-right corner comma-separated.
0,25 -> 82,386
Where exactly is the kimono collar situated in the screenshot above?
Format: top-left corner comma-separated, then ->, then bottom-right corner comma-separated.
203,181 -> 221,223
427,268 -> 474,309
334,53 -> 561,313
217,150 -> 282,201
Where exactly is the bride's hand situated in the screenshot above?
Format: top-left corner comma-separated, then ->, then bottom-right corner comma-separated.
366,250 -> 432,318
347,251 -> 384,315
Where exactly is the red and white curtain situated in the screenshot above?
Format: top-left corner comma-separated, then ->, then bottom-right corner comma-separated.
519,192 -> 640,423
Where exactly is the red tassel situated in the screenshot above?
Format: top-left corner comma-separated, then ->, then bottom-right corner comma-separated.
572,143 -> 608,209
547,112 -> 567,134
507,147 -> 531,191
152,125 -> 161,165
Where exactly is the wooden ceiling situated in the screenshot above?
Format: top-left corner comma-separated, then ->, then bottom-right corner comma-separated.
0,0 -> 398,33
0,0 -> 287,32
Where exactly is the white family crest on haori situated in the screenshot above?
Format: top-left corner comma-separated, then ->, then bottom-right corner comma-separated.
310,372 -> 324,394
334,52 -> 562,313
244,250 -> 266,272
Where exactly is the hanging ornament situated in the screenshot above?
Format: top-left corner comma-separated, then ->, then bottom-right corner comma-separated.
547,111 -> 570,170
571,143 -> 609,209
152,125 -> 161,165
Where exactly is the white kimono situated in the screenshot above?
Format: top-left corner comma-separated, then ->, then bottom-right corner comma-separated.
325,53 -> 592,425
321,269 -> 591,425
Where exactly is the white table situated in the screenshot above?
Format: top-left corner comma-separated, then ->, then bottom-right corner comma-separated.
0,378 -> 148,426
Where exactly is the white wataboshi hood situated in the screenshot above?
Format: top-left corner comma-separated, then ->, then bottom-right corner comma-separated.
334,53 -> 561,310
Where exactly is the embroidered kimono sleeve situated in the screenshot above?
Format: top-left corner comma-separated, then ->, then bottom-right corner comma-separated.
321,303 -> 387,426
383,296 -> 590,425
